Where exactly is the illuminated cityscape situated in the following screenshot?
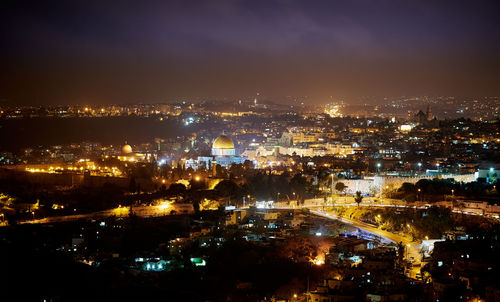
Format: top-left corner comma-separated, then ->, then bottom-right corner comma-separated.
1,1 -> 500,302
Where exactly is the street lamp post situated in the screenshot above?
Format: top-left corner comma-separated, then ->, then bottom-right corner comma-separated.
407,224 -> 413,240
331,174 -> 335,204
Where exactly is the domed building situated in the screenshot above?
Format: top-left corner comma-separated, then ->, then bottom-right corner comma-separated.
210,135 -> 246,168
117,144 -> 137,162
212,135 -> 236,156
122,144 -> 133,154
186,135 -> 247,171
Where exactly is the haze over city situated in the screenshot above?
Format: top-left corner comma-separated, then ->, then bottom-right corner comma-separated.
2,1 -> 500,302
1,0 -> 500,104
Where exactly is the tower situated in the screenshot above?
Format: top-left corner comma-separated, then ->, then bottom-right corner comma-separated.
212,159 -> 217,177
426,104 -> 432,121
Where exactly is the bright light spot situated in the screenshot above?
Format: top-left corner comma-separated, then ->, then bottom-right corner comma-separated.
399,124 -> 412,131
311,256 -> 325,266
158,201 -> 173,210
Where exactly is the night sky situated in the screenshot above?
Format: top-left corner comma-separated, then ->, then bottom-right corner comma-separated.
1,0 -> 499,104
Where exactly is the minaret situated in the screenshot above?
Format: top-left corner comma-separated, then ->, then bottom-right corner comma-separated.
212,159 -> 217,177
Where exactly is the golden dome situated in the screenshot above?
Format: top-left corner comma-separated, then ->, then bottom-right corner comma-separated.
122,144 -> 133,154
213,135 -> 235,149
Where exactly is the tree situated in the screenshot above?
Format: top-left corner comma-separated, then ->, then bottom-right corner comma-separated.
167,183 -> 187,196
128,177 -> 137,193
335,182 -> 346,194
399,182 -> 416,193
229,163 -> 245,178
281,236 -> 317,263
290,174 -> 308,202
214,180 -> 241,199
354,191 -> 363,206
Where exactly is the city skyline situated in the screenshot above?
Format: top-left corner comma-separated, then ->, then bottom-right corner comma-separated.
2,2 -> 500,301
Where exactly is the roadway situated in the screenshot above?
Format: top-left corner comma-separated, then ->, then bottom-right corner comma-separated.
19,202 -> 178,224
308,208 -> 422,278
273,203 -> 422,262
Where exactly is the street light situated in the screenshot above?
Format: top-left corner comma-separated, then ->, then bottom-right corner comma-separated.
330,174 -> 335,203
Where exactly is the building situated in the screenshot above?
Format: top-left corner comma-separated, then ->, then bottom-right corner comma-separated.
211,135 -> 246,167
186,135 -> 247,170
116,143 -> 151,162
212,135 -> 236,157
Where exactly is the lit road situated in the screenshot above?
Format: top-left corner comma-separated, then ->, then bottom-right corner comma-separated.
19,202 -> 181,224
261,204 -> 423,278
273,203 -> 422,261
309,209 -> 422,277
310,209 -> 405,244
274,199 -> 496,219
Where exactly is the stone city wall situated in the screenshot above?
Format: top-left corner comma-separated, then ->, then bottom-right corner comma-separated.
340,174 -> 476,196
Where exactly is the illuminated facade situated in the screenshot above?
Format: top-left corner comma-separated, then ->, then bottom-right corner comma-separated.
184,135 -> 246,170
211,135 -> 245,167
211,135 -> 236,156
